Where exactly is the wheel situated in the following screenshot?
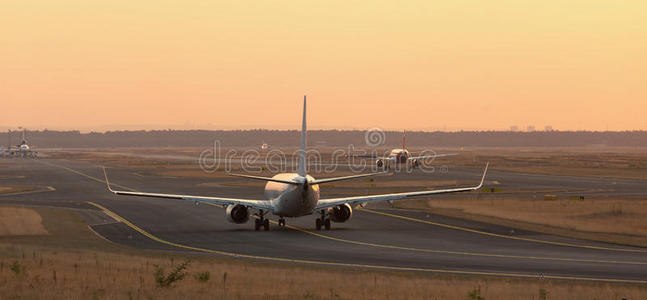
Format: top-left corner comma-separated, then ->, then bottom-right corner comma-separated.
278,219 -> 285,227
254,219 -> 261,231
315,218 -> 322,230
263,219 -> 270,231
324,218 -> 331,230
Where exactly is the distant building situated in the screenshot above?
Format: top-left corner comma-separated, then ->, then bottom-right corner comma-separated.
510,126 -> 519,132
545,125 -> 553,132
526,126 -> 535,132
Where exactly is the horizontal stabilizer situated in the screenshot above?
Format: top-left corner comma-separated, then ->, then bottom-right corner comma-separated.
228,173 -> 299,185
310,171 -> 389,185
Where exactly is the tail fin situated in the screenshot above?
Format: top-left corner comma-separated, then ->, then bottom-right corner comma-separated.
402,129 -> 407,150
297,95 -> 307,177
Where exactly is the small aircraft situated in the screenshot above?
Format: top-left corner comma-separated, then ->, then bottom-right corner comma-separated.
374,131 -> 456,169
104,96 -> 488,231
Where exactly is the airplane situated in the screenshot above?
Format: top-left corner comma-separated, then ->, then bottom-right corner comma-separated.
13,129 -> 37,158
374,131 -> 456,170
103,96 -> 488,231
260,142 -> 269,151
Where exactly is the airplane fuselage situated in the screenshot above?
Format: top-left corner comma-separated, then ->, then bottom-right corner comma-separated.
264,173 -> 320,217
388,149 -> 410,164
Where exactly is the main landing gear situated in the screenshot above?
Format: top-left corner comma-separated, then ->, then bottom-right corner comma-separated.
315,210 -> 331,230
254,209 -> 270,231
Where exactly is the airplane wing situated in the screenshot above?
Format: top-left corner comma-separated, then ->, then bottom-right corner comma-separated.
103,168 -> 274,211
408,153 -> 457,161
315,163 -> 488,210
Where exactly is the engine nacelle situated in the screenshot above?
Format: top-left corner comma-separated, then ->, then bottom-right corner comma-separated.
327,203 -> 353,223
376,159 -> 384,168
226,204 -> 249,224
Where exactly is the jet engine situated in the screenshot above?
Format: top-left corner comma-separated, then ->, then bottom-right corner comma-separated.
327,203 -> 353,223
226,204 -> 249,224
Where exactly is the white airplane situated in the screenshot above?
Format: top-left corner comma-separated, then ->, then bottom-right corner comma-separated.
375,131 -> 456,169
14,129 -> 37,158
103,96 -> 488,231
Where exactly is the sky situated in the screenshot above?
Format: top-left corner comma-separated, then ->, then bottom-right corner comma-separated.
1,1 -> 646,132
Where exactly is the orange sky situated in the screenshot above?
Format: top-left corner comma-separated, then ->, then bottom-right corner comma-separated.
1,1 -> 645,131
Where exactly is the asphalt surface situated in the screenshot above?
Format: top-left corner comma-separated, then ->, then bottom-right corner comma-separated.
1,157 -> 647,283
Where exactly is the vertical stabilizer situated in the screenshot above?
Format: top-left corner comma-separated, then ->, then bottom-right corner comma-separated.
297,96 -> 307,177
402,129 -> 407,150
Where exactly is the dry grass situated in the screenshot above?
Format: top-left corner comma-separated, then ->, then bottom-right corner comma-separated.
0,205 -> 644,299
0,207 -> 48,236
396,197 -> 647,247
430,197 -> 647,235
1,244 -> 645,300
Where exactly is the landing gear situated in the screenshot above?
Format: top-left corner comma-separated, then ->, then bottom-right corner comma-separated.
254,210 -> 270,231
316,210 -> 331,231
278,218 -> 286,228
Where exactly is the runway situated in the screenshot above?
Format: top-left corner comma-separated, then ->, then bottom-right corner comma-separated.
1,157 -> 647,283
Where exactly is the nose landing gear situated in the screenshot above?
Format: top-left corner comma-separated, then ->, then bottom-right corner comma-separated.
278,218 -> 286,228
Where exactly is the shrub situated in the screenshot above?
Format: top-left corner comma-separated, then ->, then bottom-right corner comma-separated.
195,271 -> 210,283
468,286 -> 485,300
10,261 -> 24,276
153,260 -> 190,288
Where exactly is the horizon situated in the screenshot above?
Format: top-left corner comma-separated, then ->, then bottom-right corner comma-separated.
2,126 -> 646,134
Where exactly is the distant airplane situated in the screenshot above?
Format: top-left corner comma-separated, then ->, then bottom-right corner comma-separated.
2,129 -> 36,158
13,129 -> 37,158
374,131 -> 456,169
260,142 -> 269,151
104,96 -> 488,231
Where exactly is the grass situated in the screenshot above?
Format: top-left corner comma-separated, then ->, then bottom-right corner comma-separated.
396,197 -> 647,247
1,242 -> 646,299
0,205 -> 643,299
0,207 -> 48,236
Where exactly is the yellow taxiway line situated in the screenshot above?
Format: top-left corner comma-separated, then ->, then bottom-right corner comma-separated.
38,160 -> 136,191
34,160 -> 647,281
0,186 -> 56,196
357,208 -> 647,253
41,159 -> 647,254
86,201 -> 647,284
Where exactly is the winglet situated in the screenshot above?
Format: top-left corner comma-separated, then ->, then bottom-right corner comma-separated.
102,167 -> 116,193
476,162 -> 489,189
